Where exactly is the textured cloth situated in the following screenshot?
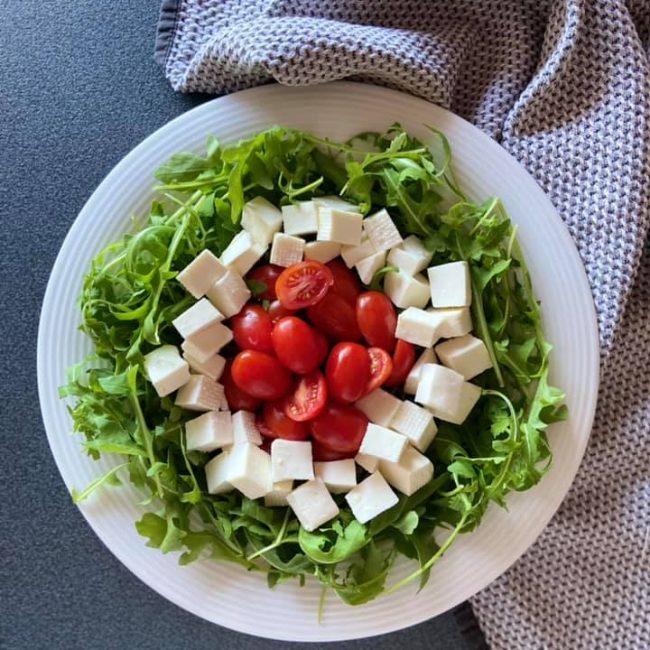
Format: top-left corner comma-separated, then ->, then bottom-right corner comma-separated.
156,2 -> 650,648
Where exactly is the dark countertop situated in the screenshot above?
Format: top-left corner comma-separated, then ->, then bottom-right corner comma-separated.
1,2 -> 478,649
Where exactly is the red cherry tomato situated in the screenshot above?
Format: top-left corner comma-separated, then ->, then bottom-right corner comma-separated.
261,400 -> 311,440
231,350 -> 293,401
246,264 -> 283,300
267,300 -> 295,324
275,260 -> 334,310
311,403 -> 368,455
312,439 -> 353,461
271,317 -> 328,374
306,291 -> 362,342
284,371 -> 328,422
327,259 -> 361,304
365,347 -> 393,394
230,304 -> 274,353
384,340 -> 417,388
325,342 -> 371,403
222,360 -> 261,412
356,291 -> 397,352
313,329 -> 329,363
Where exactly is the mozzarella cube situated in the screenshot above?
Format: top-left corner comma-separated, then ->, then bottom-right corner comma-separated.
317,208 -> 363,245
175,375 -> 225,411
287,479 -> 339,531
220,230 -> 266,276
177,250 -> 227,299
355,453 -> 380,473
384,270 -> 430,309
387,235 -> 433,276
395,307 -> 438,347
389,401 -> 437,452
241,197 -> 283,246
355,389 -> 402,427
359,423 -> 408,463
143,345 -> 190,397
426,307 -> 473,339
205,452 -> 233,494
340,232 -> 377,268
379,446 -> 434,496
264,480 -> 294,507
304,240 -> 341,264
227,443 -> 272,499
314,459 -> 357,494
183,352 -> 226,382
435,334 -> 492,379
362,209 -> 403,252
427,261 -> 471,308
404,348 -> 437,395
231,410 -> 262,446
181,321 -> 233,363
172,298 -> 223,339
206,269 -> 251,318
271,439 -> 314,482
313,196 -> 361,213
269,232 -> 305,267
355,250 -> 386,285
185,411 -> 233,452
282,201 -> 319,236
345,472 -> 398,524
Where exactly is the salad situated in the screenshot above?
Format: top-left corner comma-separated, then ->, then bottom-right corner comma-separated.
61,125 -> 566,606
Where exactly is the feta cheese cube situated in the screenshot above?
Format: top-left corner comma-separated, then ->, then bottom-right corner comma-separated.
314,459 -> 357,494
345,472 -> 398,523
313,196 -> 361,213
389,401 -> 437,452
404,348 -> 437,395
362,209 -> 403,252
395,307 -> 438,347
269,232 -> 305,267
384,270 -> 430,309
282,201 -> 319,236
172,298 -> 223,339
177,250 -> 227,299
185,411 -> 233,452
435,334 -> 492,379
264,480 -> 294,507
220,230 -> 266,276
183,352 -> 226,382
271,439 -> 314,482
379,446 -> 434,496
175,375 -> 225,411
355,453 -> 380,473
227,443 -> 273,499
355,389 -> 402,427
355,250 -> 386,285
205,452 -> 233,494
340,232 -> 377,268
427,261 -> 471,308
143,345 -> 190,397
241,197 -> 283,247
206,269 -> 251,319
231,410 -> 262,446
426,307 -> 473,339
387,235 -> 433,276
287,478 -> 339,531
359,423 -> 408,463
304,240 -> 341,264
317,208 -> 363,245
181,321 -> 233,363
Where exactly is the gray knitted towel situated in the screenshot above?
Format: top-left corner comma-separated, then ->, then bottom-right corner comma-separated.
156,2 -> 650,648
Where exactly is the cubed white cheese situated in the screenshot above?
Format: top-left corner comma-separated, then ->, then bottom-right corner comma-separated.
227,443 -> 273,499
175,375 -> 225,411
264,480 -> 294,507
355,452 -> 380,473
181,321 -> 233,363
359,423 -> 408,463
395,307 -> 438,347
387,235 -> 433,276
185,411 -> 233,452
205,452 -> 233,494
286,478 -> 339,531
231,410 -> 262,446
317,208 -> 363,245
314,459 -> 357,494
355,250 -> 386,285
355,388 -> 402,427
389,401 -> 437,452
404,348 -> 437,395
143,345 -> 190,397
379,446 -> 434,496
269,232 -> 305,267
304,240 -> 341,264
183,351 -> 226,382
435,334 -> 492,379
340,232 -> 377,268
282,201 -> 319,236
177,250 -> 227,299
220,230 -> 266,276
362,209 -> 403,252
426,307 -> 473,339
345,472 -> 398,524
271,439 -> 314,482
313,196 -> 361,213
427,261 -> 471,308
206,269 -> 251,319
384,270 -> 430,309
241,197 -> 283,247
172,298 -> 223,339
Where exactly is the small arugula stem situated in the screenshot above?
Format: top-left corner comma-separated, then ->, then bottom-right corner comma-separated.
471,280 -> 505,387
246,509 -> 291,561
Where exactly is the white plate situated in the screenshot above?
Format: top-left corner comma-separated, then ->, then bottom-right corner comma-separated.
37,82 -> 599,641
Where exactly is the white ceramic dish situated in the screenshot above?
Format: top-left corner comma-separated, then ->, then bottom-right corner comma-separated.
37,82 -> 599,642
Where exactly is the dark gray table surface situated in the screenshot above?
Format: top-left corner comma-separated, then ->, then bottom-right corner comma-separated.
1,2 -> 478,649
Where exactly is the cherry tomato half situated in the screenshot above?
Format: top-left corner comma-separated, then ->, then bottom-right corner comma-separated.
310,403 -> 368,455
246,264 -> 283,300
230,304 -> 274,353
356,291 -> 397,352
284,371 -> 328,422
325,342 -> 371,403
261,400 -> 311,440
222,360 -> 261,412
383,340 -> 417,388
267,300 -> 295,324
306,291 -> 362,342
275,260 -> 334,310
231,350 -> 292,401
327,259 -> 361,304
312,439 -> 352,461
365,347 -> 393,394
271,316 -> 327,374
